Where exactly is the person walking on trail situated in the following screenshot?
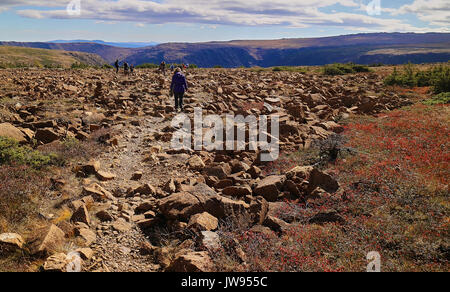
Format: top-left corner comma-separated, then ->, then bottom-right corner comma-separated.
123,62 -> 129,75
130,64 -> 134,75
159,61 -> 166,76
114,59 -> 120,73
170,67 -> 188,112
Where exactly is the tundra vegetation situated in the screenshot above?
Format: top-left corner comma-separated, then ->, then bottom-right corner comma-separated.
0,63 -> 448,272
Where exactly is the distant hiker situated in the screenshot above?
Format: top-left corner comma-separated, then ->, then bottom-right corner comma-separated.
170,67 -> 188,112
159,61 -> 166,76
123,62 -> 129,74
182,63 -> 187,70
130,64 -> 134,74
170,64 -> 174,71
114,59 -> 120,73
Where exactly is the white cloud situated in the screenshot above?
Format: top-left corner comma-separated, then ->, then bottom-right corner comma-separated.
0,0 -> 447,32
395,0 -> 450,27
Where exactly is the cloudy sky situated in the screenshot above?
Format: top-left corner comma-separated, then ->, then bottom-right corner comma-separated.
0,0 -> 448,42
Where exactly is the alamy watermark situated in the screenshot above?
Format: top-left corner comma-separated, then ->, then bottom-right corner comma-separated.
366,0 -> 382,16
67,0 -> 81,16
66,251 -> 82,272
367,251 -> 381,272
171,108 -> 280,162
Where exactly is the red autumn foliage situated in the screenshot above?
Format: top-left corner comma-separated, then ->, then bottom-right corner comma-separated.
212,103 -> 449,272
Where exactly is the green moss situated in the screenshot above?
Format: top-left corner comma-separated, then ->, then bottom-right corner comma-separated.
423,92 -> 450,105
0,137 -> 58,169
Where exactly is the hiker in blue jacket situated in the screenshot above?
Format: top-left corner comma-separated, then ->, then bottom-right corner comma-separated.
170,68 -> 188,112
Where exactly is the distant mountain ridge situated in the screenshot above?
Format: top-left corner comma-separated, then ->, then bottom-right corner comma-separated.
1,33 -> 449,67
0,46 -> 106,68
49,40 -> 159,48
0,41 -> 130,63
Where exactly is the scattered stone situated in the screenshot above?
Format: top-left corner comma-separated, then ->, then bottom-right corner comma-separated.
253,175 -> 286,202
159,184 -> 223,221
71,204 -> 91,226
136,218 -> 161,229
307,169 -> 340,194
219,196 -> 249,217
188,155 -> 205,170
135,200 -> 156,214
76,248 -> 94,260
167,251 -> 214,272
74,223 -> 97,246
132,183 -> 156,196
96,210 -> 114,222
163,178 -> 177,194
205,164 -> 231,179
0,233 -> 25,251
248,166 -> 262,179
188,212 -> 219,231
96,170 -> 116,181
112,219 -> 132,233
81,160 -> 101,176
263,215 -> 290,233
222,185 -> 252,197
0,123 -> 27,143
249,197 -> 269,225
29,224 -> 66,256
131,171 -> 143,181
35,128 -> 59,144
42,253 -> 69,272
83,183 -> 115,201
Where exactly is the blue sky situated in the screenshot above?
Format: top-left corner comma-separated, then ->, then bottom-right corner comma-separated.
0,0 -> 448,43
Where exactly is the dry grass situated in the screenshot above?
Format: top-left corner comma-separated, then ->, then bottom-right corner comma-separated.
0,128 -> 108,271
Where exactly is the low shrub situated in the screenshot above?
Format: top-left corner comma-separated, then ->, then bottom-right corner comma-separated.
101,64 -> 114,69
272,66 -> 307,73
384,63 -> 450,94
71,62 -> 90,69
323,63 -> 370,76
423,92 -> 450,105
0,137 -> 58,169
136,63 -> 158,69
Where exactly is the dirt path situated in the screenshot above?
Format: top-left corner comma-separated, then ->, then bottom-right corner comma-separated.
85,111 -> 199,272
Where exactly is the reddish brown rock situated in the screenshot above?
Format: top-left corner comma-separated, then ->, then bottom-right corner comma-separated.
253,175 -> 286,202
81,160 -> 101,176
167,251 -> 214,272
222,185 -> 252,198
188,212 -> 219,231
29,224 -> 66,255
35,128 -> 59,144
71,204 -> 91,226
96,170 -> 116,181
0,123 -> 27,143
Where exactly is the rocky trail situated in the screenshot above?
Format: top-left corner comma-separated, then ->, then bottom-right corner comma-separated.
0,67 -> 414,272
